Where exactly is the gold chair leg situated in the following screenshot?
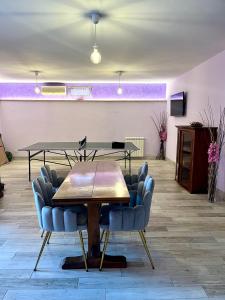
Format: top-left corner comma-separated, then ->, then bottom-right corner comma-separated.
139,230 -> 155,269
34,231 -> 50,271
47,232 -> 52,244
41,230 -> 45,238
78,231 -> 88,272
99,230 -> 110,271
100,230 -> 105,242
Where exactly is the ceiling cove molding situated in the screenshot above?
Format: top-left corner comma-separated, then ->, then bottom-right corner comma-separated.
0,83 -> 166,101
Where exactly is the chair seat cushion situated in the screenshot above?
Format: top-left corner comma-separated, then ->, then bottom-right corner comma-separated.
100,204 -> 126,225
129,190 -> 137,207
57,176 -> 65,187
66,205 -> 87,225
100,204 -> 118,225
124,174 -> 139,185
127,183 -> 138,191
129,182 -> 144,207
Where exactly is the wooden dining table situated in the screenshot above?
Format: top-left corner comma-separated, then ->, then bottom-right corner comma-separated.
52,160 -> 130,269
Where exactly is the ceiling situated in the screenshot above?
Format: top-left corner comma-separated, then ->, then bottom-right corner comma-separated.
1,0 -> 225,82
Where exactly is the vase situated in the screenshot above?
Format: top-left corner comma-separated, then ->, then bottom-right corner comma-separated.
208,162 -> 218,203
156,140 -> 165,160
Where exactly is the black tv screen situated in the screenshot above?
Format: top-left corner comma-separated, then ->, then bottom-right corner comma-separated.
170,91 -> 186,116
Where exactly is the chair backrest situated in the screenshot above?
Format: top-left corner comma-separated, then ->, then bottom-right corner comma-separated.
41,165 -> 63,188
33,191 -> 45,229
40,165 -> 53,184
141,175 -> 154,227
138,162 -> 148,182
135,175 -> 154,225
32,178 -> 47,229
32,177 -> 54,206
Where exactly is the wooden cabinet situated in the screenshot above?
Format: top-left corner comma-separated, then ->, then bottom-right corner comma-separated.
175,126 -> 216,193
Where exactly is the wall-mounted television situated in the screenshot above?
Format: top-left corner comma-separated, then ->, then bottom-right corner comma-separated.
170,91 -> 186,116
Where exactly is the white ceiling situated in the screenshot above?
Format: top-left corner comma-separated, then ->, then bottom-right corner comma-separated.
0,0 -> 225,82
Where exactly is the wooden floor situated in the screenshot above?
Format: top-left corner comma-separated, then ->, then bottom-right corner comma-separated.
1,158 -> 225,300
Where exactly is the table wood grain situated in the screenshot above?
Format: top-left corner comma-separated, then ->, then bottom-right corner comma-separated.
53,161 -> 130,204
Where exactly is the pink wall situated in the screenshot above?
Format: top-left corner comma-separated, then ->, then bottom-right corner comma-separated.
167,49 -> 225,192
0,100 -> 166,157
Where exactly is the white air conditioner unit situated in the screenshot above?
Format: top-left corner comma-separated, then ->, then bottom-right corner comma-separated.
69,86 -> 92,97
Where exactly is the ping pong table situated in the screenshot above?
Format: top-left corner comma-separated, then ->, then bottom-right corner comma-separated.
19,141 -> 139,181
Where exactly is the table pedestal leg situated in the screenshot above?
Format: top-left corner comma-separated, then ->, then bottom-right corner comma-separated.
61,203 -> 127,269
87,203 -> 100,257
62,254 -> 127,269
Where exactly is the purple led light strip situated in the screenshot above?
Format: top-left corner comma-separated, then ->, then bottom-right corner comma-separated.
0,83 -> 166,100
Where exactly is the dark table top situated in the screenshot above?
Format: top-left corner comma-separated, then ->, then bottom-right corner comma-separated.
52,161 -> 130,205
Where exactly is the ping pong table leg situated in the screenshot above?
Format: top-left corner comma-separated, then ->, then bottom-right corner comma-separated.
92,150 -> 97,161
64,151 -> 72,168
124,151 -> 127,169
28,151 -> 31,182
43,151 -> 46,165
74,150 -> 79,162
128,151 -> 131,175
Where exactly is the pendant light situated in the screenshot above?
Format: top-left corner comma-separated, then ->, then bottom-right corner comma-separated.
116,71 -> 125,95
32,70 -> 41,94
90,12 -> 101,64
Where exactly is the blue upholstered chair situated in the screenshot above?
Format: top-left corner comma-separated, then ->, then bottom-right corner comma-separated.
100,163 -> 148,240
32,177 -> 88,271
32,176 -> 56,239
40,165 -> 65,189
99,175 -> 155,271
35,176 -> 87,239
124,162 -> 148,191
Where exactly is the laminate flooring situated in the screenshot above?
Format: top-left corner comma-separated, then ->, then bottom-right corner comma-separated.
0,158 -> 225,300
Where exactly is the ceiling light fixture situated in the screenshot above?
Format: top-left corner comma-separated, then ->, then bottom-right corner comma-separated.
116,71 -> 125,95
31,70 -> 41,94
90,12 -> 102,64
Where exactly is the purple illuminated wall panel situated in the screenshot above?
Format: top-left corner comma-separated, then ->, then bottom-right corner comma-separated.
0,83 -> 166,100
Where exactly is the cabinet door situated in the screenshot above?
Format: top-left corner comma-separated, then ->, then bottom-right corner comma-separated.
178,130 -> 193,189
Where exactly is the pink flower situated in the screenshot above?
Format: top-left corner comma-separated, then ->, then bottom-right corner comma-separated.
208,142 -> 219,163
159,130 -> 167,142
